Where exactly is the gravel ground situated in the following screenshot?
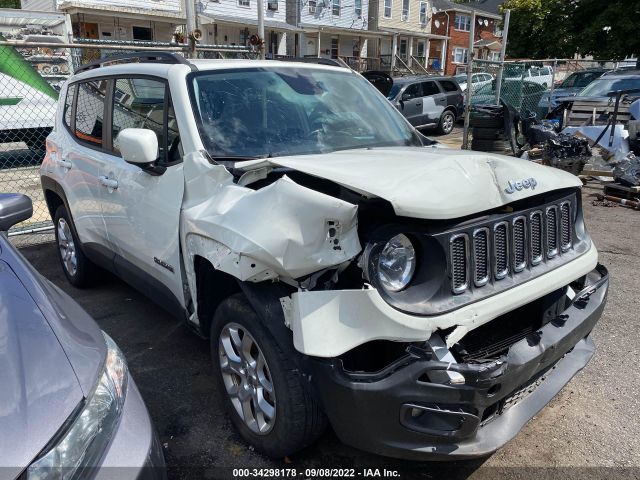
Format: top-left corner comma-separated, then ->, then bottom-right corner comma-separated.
18,185 -> 640,480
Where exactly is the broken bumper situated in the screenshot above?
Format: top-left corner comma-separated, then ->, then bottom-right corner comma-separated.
308,264 -> 608,460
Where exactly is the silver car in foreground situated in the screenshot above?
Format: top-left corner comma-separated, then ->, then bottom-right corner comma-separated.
0,193 -> 165,480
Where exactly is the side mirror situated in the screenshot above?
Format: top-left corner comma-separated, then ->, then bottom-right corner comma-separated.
0,193 -> 32,232
117,128 -> 158,165
401,93 -> 411,102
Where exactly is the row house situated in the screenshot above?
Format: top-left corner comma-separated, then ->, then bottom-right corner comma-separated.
293,0 -> 380,71
20,0 -> 503,75
430,0 -> 502,75
368,0 -> 447,73
198,0 -> 294,57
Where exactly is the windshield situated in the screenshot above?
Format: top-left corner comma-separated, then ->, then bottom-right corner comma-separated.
579,77 -> 640,97
189,67 -> 420,158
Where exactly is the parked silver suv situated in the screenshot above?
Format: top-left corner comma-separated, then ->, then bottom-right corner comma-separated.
41,53 -> 608,460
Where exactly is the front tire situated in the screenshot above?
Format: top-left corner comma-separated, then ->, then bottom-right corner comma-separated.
210,293 -> 326,458
54,205 -> 96,287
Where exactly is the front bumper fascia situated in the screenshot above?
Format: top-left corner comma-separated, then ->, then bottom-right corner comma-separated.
308,264 -> 608,460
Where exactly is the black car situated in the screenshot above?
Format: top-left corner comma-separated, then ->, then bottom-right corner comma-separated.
363,72 -> 464,134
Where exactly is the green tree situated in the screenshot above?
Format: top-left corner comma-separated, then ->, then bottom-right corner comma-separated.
0,0 -> 20,7
501,0 -> 640,61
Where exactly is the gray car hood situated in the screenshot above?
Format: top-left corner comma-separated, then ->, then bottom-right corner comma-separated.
0,259 -> 83,478
238,146 -> 582,219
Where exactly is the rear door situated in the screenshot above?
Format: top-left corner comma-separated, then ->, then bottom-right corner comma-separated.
398,82 -> 425,126
99,76 -> 186,314
47,79 -> 111,251
421,80 -> 447,122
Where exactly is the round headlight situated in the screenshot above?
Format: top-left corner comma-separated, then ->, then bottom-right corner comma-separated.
377,233 -> 416,292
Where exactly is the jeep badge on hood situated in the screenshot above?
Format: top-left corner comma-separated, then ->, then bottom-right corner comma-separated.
505,177 -> 538,194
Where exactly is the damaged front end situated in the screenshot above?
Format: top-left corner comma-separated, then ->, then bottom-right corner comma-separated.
305,264 -> 608,459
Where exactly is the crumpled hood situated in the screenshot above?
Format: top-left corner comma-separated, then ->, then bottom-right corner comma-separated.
0,260 -> 82,476
239,146 -> 582,219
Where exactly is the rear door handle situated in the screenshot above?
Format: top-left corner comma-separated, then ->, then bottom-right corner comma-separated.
99,176 -> 118,190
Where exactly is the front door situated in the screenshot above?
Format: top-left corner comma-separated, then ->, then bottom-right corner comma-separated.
100,76 -> 186,314
398,82 -> 424,126
399,38 -> 408,62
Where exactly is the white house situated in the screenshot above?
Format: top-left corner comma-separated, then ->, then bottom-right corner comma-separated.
198,0 -> 296,57
292,0 -> 383,68
21,0 -> 184,42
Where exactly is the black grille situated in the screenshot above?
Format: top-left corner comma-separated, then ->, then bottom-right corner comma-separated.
450,235 -> 468,293
546,206 -> 558,258
530,211 -> 543,265
494,222 -> 508,280
512,217 -> 526,272
560,202 -> 572,251
473,229 -> 489,286
449,197 -> 575,294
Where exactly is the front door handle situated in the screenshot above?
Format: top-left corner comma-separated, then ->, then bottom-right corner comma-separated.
99,176 -> 118,190
56,158 -> 72,170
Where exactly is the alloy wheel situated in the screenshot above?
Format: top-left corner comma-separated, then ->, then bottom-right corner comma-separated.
57,218 -> 77,276
218,322 -> 276,435
442,113 -> 455,133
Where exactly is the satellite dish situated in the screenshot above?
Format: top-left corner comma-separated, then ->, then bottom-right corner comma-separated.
478,18 -> 482,24
484,19 -> 488,26
434,19 -> 440,28
192,28 -> 203,41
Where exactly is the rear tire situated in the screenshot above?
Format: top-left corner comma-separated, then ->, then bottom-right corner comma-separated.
210,293 -> 327,458
53,205 -> 97,287
437,110 -> 456,134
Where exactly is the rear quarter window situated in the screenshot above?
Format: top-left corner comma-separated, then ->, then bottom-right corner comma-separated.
63,84 -> 76,130
438,80 -> 459,92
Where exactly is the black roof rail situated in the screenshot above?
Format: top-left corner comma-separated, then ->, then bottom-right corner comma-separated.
274,57 -> 350,69
75,51 -> 193,74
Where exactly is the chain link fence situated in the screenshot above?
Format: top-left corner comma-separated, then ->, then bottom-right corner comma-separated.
464,58 -> 629,151
0,39 -> 253,245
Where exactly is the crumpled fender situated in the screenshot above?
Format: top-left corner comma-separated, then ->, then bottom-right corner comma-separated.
180,151 -> 361,321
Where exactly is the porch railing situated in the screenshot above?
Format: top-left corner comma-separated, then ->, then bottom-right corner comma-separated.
340,56 -> 381,72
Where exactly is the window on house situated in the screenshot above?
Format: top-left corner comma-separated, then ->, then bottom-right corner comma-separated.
401,0 -> 409,20
332,0 -> 340,15
238,0 -> 250,6
354,0 -> 362,18
489,51 -> 501,61
454,14 -> 471,31
308,0 -> 317,13
419,2 -> 427,24
453,47 -> 468,64
132,26 -> 152,41
384,0 -> 392,18
240,29 -> 250,45
267,0 -> 278,10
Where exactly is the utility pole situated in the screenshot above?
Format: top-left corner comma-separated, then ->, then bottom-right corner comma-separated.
183,0 -> 197,57
461,10 -> 476,150
257,0 -> 265,59
494,9 -> 510,105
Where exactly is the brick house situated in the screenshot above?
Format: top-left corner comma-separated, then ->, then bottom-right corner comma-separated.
429,0 -> 502,76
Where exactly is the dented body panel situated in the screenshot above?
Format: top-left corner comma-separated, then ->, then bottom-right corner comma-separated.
288,243 -> 598,357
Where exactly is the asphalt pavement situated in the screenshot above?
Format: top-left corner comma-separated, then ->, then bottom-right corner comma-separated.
18,182 -> 640,480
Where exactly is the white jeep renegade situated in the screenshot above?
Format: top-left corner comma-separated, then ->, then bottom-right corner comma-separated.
40,53 -> 608,460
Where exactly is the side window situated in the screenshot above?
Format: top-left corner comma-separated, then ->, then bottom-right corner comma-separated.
63,83 -> 76,130
437,80 -> 458,93
422,81 -> 440,96
403,83 -> 423,100
112,77 -> 180,164
74,80 -> 108,147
